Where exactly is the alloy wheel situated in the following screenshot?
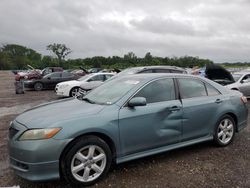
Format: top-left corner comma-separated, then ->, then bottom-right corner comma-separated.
71,145 -> 107,183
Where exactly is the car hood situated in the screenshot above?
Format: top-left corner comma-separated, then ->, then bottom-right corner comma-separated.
205,64 -> 235,85
15,98 -> 105,128
58,80 -> 80,86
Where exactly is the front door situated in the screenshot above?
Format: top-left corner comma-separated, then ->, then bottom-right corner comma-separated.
118,78 -> 183,156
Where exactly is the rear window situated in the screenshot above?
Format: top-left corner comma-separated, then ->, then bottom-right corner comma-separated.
178,78 -> 207,99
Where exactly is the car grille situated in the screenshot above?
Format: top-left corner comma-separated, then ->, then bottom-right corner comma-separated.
9,127 -> 19,139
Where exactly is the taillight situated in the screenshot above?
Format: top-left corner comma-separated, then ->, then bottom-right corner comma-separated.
241,96 -> 248,104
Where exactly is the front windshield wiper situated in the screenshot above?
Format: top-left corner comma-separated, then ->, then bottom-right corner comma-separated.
81,97 -> 95,104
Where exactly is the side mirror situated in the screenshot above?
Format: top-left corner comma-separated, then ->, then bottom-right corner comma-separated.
128,97 -> 146,107
47,77 -> 51,80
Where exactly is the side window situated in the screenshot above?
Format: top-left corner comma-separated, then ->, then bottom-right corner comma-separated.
139,69 -> 153,73
62,72 -> 72,77
153,69 -> 171,73
206,84 -> 220,96
242,74 -> 250,83
178,78 -> 207,99
133,79 -> 175,103
170,70 -> 183,73
104,74 -> 113,80
88,75 -> 105,82
50,73 -> 61,78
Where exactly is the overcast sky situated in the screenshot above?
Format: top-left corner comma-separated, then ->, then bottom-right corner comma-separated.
0,0 -> 250,63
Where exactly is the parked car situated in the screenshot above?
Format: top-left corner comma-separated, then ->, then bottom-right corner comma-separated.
78,66 -> 187,97
15,66 -> 64,81
9,73 -> 248,186
226,72 -> 250,97
88,68 -> 103,73
24,72 -> 77,91
78,81 -> 104,96
192,64 -> 235,86
117,66 -> 187,76
55,73 -> 115,97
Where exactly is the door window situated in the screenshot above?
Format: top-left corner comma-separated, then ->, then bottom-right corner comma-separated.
133,78 -> 175,103
206,84 -> 220,96
88,75 -> 105,82
178,78 -> 207,99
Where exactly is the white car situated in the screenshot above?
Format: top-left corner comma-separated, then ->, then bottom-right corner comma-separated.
226,72 -> 250,97
55,73 -> 115,97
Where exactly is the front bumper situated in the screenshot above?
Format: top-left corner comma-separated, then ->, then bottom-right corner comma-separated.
8,121 -> 72,181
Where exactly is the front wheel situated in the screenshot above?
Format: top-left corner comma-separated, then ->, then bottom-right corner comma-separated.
61,136 -> 112,186
70,87 -> 80,97
214,115 -> 236,146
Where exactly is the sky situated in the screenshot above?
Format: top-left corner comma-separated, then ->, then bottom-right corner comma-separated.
0,0 -> 250,63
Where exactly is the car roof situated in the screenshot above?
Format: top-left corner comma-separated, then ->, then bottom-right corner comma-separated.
118,73 -> 199,81
91,72 -> 115,75
126,66 -> 186,71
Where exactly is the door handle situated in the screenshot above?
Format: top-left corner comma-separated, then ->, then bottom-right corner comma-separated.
215,99 -> 222,104
169,106 -> 181,112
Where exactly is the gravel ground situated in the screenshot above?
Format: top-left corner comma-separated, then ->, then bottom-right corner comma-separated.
0,71 -> 250,188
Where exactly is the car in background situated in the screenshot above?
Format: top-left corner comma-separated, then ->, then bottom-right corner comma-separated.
226,72 -> 250,97
15,66 -> 64,81
204,64 -> 235,86
24,72 -> 77,91
191,64 -> 235,86
88,68 -> 103,73
9,73 -> 248,186
77,66 -> 187,97
55,73 -> 115,97
117,66 -> 187,76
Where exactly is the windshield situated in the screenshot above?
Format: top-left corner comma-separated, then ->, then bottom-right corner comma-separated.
77,74 -> 93,81
117,67 -> 142,76
233,74 -> 243,82
82,77 -> 143,105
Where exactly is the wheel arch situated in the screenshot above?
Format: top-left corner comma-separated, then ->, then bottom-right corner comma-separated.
225,112 -> 238,132
69,86 -> 80,97
59,132 -> 117,165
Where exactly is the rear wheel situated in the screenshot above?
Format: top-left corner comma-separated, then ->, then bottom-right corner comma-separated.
214,115 -> 236,146
61,136 -> 112,186
34,82 -> 43,91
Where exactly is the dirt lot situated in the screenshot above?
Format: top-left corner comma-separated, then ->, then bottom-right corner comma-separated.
0,71 -> 250,188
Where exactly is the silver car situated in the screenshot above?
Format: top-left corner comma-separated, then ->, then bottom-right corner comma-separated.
226,72 -> 250,97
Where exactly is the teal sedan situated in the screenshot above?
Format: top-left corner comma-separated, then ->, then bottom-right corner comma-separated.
8,74 -> 248,186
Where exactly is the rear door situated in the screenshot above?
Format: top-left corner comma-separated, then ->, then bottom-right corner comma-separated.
118,78 -> 183,156
177,78 -> 223,141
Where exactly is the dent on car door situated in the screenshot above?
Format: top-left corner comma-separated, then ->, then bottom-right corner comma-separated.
178,78 -> 223,141
118,78 -> 183,156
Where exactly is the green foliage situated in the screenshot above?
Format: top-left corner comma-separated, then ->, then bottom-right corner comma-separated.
0,44 -> 42,70
47,43 -> 72,67
0,43 -> 216,70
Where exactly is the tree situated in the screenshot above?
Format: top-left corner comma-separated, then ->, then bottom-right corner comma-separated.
46,43 -> 72,67
144,52 -> 153,65
1,44 -> 42,69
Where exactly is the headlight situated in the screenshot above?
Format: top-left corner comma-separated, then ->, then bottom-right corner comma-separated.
19,128 -> 61,141
59,84 -> 69,89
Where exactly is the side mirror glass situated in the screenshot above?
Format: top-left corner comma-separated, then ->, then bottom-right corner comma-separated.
128,97 -> 147,107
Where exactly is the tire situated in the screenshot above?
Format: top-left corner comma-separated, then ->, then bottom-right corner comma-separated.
34,82 -> 43,91
70,87 -> 80,97
61,136 -> 112,186
214,115 -> 236,147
